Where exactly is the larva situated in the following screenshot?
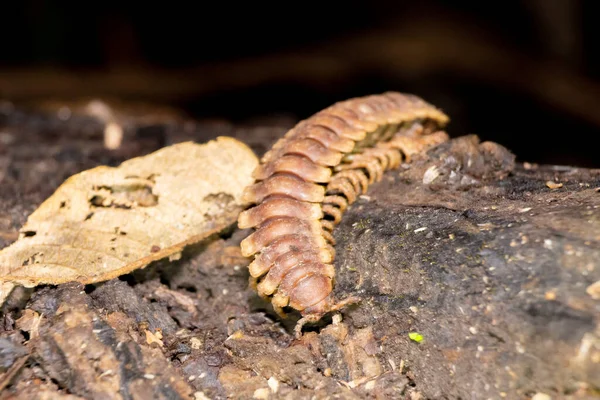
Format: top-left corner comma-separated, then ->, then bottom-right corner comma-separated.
238,92 -> 450,335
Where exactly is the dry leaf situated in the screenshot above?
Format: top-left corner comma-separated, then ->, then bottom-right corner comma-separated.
0,137 -> 257,293
15,309 -> 40,332
15,309 -> 43,339
0,282 -> 15,307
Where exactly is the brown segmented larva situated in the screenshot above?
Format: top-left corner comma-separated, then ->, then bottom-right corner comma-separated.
238,92 -> 450,336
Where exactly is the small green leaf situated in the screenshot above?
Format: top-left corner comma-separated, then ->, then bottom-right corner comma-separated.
408,332 -> 424,343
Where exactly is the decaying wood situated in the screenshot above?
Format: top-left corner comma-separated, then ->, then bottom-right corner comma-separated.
0,101 -> 598,399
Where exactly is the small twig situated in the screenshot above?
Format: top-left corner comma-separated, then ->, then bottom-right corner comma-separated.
0,232 -> 18,242
0,354 -> 29,394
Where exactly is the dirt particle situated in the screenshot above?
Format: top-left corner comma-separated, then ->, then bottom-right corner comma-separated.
409,332 -> 424,343
190,337 -> 203,349
531,394 -> 552,400
410,391 -> 423,400
150,245 -> 160,253
586,280 -> 600,299
545,291 -> 557,301
267,377 -> 279,393
145,329 -> 164,347
253,387 -> 270,399
422,165 -> 440,184
546,181 -> 563,190
194,392 -> 212,400
205,353 -> 222,367
388,359 -> 397,371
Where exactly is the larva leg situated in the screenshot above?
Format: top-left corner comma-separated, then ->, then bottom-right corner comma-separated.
363,147 -> 393,170
293,295 -> 362,338
323,195 -> 349,213
321,169 -> 368,231
322,229 -> 336,246
336,156 -> 383,184
273,304 -> 289,320
321,194 -> 351,243
293,316 -> 313,338
387,130 -> 450,162
249,275 -> 259,291
326,176 -> 357,204
334,169 -> 368,194
322,204 -> 343,224
251,275 -> 289,321
250,272 -> 290,319
336,145 -> 397,184
321,220 -> 335,232
372,142 -> 403,170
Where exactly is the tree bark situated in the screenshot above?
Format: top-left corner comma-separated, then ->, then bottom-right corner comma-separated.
0,104 -> 598,399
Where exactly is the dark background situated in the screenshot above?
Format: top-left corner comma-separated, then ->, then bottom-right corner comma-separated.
1,0 -> 599,167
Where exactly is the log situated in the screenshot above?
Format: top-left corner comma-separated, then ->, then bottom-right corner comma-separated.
0,103 -> 598,399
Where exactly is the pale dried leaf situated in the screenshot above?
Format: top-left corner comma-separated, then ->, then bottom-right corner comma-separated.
0,282 -> 15,307
15,309 -> 43,339
0,137 -> 258,288
15,309 -> 40,332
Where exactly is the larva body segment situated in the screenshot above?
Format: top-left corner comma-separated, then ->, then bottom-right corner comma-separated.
242,174 -> 325,204
253,154 -> 332,182
237,196 -> 323,229
238,92 -> 450,335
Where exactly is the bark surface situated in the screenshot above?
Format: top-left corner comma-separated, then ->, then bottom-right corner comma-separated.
0,106 -> 598,399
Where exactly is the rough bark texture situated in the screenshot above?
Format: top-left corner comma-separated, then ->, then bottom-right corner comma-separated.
0,105 -> 599,399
